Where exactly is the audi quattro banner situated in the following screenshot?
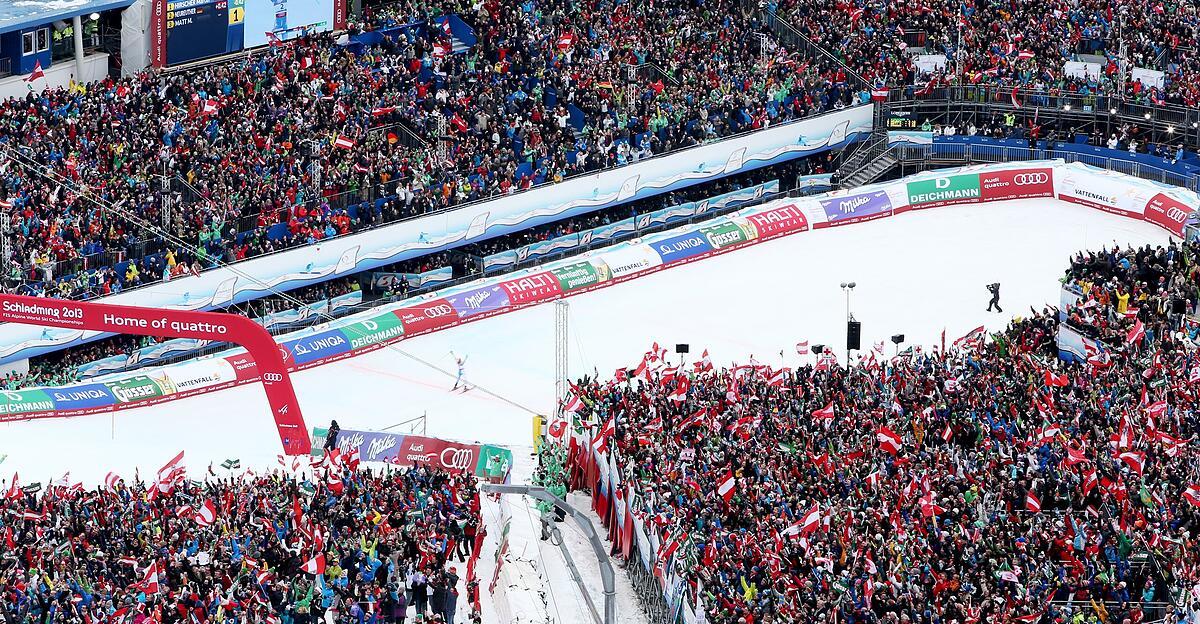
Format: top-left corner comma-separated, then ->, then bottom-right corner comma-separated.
979,168 -> 1054,201
818,190 -> 893,226
1143,193 -> 1191,237
906,173 -> 982,209
396,297 -> 460,336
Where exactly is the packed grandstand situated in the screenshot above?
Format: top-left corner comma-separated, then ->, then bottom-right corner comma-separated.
1,0 -> 1200,623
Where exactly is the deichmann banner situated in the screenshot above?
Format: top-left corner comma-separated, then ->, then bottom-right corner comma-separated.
343,313 -> 405,350
312,427 -> 514,478
0,294 -> 310,455
906,174 -> 982,208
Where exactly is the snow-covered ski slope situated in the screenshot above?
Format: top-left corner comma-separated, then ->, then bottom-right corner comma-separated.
0,198 -> 1171,482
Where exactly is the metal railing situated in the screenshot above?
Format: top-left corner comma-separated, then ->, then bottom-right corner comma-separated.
888,142 -> 1199,192
622,542 -> 671,624
883,85 -> 1200,147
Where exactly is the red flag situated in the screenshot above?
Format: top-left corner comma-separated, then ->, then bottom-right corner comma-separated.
333,135 -> 356,150
1043,370 -> 1069,387
1184,485 -> 1200,507
1127,319 -> 1146,345
716,471 -> 736,503
811,403 -> 835,421
26,61 -> 44,83
194,500 -> 217,527
1117,451 -> 1145,476
799,504 -> 821,535
1025,490 -> 1041,513
300,553 -> 326,575
876,426 -> 903,455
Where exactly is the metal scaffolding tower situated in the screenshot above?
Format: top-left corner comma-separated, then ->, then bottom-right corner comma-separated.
555,300 -> 569,415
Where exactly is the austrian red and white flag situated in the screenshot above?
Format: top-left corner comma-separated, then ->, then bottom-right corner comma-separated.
301,553 -> 326,575
201,99 -> 219,115
26,60 -> 44,83
6,473 -> 20,501
556,33 -> 576,50
876,426 -> 903,455
666,378 -> 689,403
1145,400 -> 1168,418
194,500 -> 217,527
1025,490 -> 1041,513
1184,484 -> 1200,507
811,403 -> 835,421
333,135 -> 356,150
716,471 -> 736,503
1117,451 -> 1145,476
694,349 -> 714,374
795,341 -> 809,355
138,563 -> 160,594
1127,319 -> 1146,345
799,504 -> 821,535
766,368 -> 788,388
592,416 -> 616,454
104,472 -> 121,490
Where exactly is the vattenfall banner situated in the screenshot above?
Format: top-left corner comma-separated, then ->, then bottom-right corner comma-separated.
7,160 -> 1198,424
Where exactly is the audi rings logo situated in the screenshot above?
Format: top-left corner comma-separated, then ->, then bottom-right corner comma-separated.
1013,173 -> 1049,186
423,304 -> 454,319
440,448 -> 474,470
1166,207 -> 1189,223
262,372 -> 284,383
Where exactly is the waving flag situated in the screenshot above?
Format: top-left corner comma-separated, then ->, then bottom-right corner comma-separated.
1025,490 -> 1041,513
301,553 -> 326,575
716,471 -> 736,503
877,426 -> 903,455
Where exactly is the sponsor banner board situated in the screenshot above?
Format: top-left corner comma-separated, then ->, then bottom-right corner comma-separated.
906,173 -> 981,208
328,428 -> 491,475
651,232 -> 714,264
161,359 -> 238,393
819,190 -> 893,225
745,203 -> 808,238
0,389 -> 56,418
499,272 -> 564,306
1143,193 -> 1191,237
397,298 -> 460,334
601,245 -> 663,278
282,329 -> 352,366
342,313 -> 405,350
699,220 -> 757,249
446,285 -> 511,319
106,375 -> 168,404
1056,171 -> 1145,217
48,383 -> 117,411
225,352 -> 260,381
550,261 -> 610,292
979,168 -> 1054,201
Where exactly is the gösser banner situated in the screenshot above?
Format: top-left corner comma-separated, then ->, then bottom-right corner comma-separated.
0,294 -> 311,455
5,161 -> 1198,425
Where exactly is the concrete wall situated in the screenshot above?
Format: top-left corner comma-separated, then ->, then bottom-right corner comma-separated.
0,51 -> 108,99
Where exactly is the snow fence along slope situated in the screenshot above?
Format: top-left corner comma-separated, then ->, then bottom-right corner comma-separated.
1,160 -> 1196,422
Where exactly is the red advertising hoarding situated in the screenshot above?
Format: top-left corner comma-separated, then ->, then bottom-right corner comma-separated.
745,203 -> 809,239
396,298 -> 461,335
1143,193 -> 1191,237
499,271 -> 564,306
979,168 -> 1054,201
392,434 -> 481,473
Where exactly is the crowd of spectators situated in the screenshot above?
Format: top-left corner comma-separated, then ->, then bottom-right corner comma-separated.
0,456 -> 481,624
777,0 -> 1200,106
4,156 -> 827,391
0,0 -> 857,304
561,238 -> 1200,623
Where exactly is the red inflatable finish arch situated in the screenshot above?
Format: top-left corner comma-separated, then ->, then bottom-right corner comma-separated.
0,294 -> 311,455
